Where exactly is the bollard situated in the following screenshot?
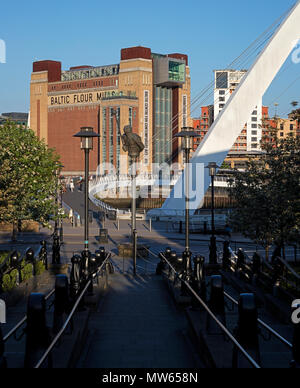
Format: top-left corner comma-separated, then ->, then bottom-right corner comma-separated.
168,251 -> 177,277
207,275 -> 226,333
233,293 -> 260,367
156,253 -> 165,275
40,241 -> 48,270
53,275 -> 69,334
156,248 -> 171,275
26,248 -> 36,275
209,275 -> 225,316
70,255 -> 82,301
222,241 -> 231,270
52,234 -> 61,265
236,249 -> 245,275
179,221 -> 183,234
192,256 -> 206,307
24,293 -> 52,368
163,247 -> 171,261
292,301 -> 300,366
182,249 -> 193,275
81,250 -> 91,281
0,299 -> 7,369
252,252 -> 261,275
272,257 -> 284,288
95,247 -> 106,267
252,253 -> 261,285
10,251 -> 21,284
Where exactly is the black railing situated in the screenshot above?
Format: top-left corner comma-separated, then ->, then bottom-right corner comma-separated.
158,251 -> 261,369
34,252 -> 112,368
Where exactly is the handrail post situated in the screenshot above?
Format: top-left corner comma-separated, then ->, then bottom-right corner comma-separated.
207,275 -> 225,333
40,241 -> 48,270
0,299 -> 7,368
53,275 -> 70,334
232,293 -> 260,368
52,234 -> 61,265
24,293 -> 52,368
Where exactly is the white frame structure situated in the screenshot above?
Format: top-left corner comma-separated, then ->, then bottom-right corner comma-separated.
161,0 -> 300,212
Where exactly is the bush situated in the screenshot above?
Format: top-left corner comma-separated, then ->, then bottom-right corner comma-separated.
34,261 -> 45,276
0,251 -> 9,266
2,269 -> 19,293
20,260 -> 33,282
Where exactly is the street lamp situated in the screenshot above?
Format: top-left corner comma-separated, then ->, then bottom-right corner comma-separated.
175,127 -> 200,273
74,127 -> 100,253
54,162 -> 63,237
59,173 -> 64,243
206,162 -> 219,265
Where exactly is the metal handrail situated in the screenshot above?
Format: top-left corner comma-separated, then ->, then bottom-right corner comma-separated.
276,256 -> 300,281
223,291 -> 293,349
3,289 -> 55,342
159,252 -> 261,369
34,253 -> 112,369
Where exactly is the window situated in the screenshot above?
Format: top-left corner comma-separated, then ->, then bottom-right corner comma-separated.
251,124 -> 257,129
219,97 -> 225,102
219,90 -> 225,95
280,132 -> 284,137
251,137 -> 257,142
252,110 -> 257,115
251,144 -> 258,149
252,131 -> 257,135
219,104 -> 225,109
216,72 -> 228,89
252,117 -> 257,122
290,124 -> 294,130
280,124 -> 284,130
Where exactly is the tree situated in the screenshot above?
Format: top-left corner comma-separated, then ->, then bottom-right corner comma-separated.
0,121 -> 61,240
230,134 -> 300,260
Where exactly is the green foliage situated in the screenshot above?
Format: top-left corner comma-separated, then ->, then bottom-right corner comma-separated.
0,121 -> 61,230
2,269 -> 19,293
0,251 -> 9,266
230,135 -> 300,252
20,259 -> 33,282
34,261 -> 45,276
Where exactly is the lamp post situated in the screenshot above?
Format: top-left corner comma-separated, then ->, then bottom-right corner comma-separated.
74,127 -> 100,253
206,162 -> 219,265
121,125 -> 145,276
59,174 -> 64,243
54,162 -> 63,238
175,128 -> 200,273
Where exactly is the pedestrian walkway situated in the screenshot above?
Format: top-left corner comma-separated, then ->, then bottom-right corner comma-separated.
78,272 -> 201,368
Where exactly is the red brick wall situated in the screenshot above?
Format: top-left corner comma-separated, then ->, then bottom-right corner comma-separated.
168,53 -> 188,66
121,46 -> 152,61
48,106 -> 100,173
33,60 -> 61,82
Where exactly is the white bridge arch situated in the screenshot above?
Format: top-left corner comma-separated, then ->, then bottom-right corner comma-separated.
148,0 -> 300,218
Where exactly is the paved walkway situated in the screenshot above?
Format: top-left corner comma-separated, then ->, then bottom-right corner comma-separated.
78,272 -> 201,368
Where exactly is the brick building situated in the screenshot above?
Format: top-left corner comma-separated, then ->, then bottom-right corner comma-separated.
29,46 -> 192,176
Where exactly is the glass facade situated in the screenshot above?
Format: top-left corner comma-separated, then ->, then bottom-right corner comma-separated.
154,86 -> 172,164
216,72 -> 228,89
109,108 -> 114,165
102,108 -> 107,165
168,61 -> 185,83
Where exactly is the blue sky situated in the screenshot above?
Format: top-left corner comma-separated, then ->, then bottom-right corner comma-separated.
0,0 -> 299,117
